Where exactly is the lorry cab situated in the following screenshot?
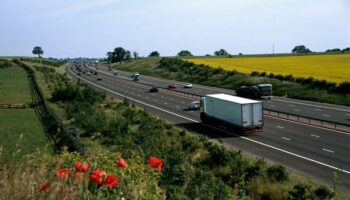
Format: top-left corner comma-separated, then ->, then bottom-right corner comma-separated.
257,84 -> 273,99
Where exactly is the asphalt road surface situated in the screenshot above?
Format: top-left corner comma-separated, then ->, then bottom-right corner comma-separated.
67,64 -> 350,191
93,64 -> 350,126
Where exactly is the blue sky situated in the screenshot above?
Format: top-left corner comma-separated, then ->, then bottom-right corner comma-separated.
0,0 -> 349,58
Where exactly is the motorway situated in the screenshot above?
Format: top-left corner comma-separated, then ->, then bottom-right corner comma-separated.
67,64 -> 350,190
95,64 -> 350,126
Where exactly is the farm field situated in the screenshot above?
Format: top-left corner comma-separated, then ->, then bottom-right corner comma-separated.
0,109 -> 50,162
185,54 -> 350,84
0,66 -> 32,104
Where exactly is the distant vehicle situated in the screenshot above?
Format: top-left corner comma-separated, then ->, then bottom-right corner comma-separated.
108,67 -> 112,71
188,100 -> 200,110
82,70 -> 86,74
131,72 -> 139,78
149,86 -> 159,92
168,83 -> 177,89
111,69 -> 118,75
236,84 -> 273,100
96,77 -> 102,81
200,94 -> 263,133
93,71 -> 98,75
86,72 -> 91,76
77,72 -> 82,76
183,83 -> 193,88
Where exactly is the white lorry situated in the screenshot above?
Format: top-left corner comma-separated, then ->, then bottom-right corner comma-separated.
200,94 -> 263,133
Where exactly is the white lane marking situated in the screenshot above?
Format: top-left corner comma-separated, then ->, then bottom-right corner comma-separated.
314,108 -> 322,111
273,98 -> 350,112
289,104 -> 295,107
294,109 -> 300,112
310,134 -> 320,138
69,68 -> 350,175
164,102 -> 167,105
276,125 -> 285,129
322,148 -> 335,153
322,114 -> 330,117
282,137 -> 291,141
265,115 -> 350,135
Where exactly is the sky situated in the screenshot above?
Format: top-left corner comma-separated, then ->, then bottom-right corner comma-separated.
0,0 -> 349,58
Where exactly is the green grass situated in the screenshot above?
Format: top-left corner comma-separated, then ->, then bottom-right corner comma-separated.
0,67 -> 32,104
0,109 -> 51,163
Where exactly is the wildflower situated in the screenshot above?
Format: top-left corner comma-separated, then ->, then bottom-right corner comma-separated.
39,182 -> 50,191
73,171 -> 85,182
74,162 -> 89,173
148,156 -> 163,171
104,174 -> 119,189
90,169 -> 105,185
117,158 -> 128,168
57,168 -> 70,181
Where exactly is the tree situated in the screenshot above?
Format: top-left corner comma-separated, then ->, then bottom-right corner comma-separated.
292,45 -> 311,54
133,51 -> 139,60
149,51 -> 160,57
106,47 -> 133,63
214,49 -> 229,56
177,50 -> 193,57
32,46 -> 44,58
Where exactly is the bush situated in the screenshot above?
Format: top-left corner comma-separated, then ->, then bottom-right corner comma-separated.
314,185 -> 335,200
288,183 -> 312,200
267,164 -> 288,182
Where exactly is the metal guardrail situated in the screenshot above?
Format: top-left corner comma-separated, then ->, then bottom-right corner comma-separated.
0,104 -> 31,109
263,108 -> 350,133
14,60 -> 86,154
78,64 -> 350,133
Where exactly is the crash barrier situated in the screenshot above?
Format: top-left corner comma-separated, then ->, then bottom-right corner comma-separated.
0,104 -> 31,109
13,60 -> 85,154
263,109 -> 350,133
81,65 -> 350,133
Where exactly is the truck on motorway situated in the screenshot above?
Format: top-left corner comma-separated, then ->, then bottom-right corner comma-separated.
236,84 -> 273,99
200,94 -> 263,133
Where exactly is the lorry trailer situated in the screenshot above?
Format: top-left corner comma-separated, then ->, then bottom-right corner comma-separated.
200,94 -> 263,133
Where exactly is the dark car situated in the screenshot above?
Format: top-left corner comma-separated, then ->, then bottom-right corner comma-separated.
149,86 -> 159,92
96,77 -> 102,81
93,71 -> 98,75
168,83 -> 177,89
77,72 -> 82,76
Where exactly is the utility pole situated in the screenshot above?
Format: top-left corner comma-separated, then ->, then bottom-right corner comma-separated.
272,43 -> 275,54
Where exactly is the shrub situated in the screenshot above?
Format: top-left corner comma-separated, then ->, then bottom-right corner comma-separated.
288,183 -> 312,200
267,164 -> 288,182
313,185 -> 335,200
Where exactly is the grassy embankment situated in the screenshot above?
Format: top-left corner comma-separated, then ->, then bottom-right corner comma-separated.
0,58 -> 346,199
111,56 -> 350,106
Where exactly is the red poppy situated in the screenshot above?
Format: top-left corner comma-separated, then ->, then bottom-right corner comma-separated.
117,158 -> 128,168
57,168 -> 70,181
90,169 -> 105,185
73,171 -> 85,182
148,156 -> 164,171
104,174 -> 119,189
39,182 -> 50,191
74,162 -> 89,173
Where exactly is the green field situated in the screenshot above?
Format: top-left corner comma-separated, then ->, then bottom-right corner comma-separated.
0,109 -> 50,162
0,67 -> 32,104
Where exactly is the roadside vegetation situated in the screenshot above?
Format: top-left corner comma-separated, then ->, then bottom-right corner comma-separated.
0,58 -> 346,199
112,57 -> 350,106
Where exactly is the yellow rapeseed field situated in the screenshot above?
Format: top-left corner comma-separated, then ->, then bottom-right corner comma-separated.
185,54 -> 350,84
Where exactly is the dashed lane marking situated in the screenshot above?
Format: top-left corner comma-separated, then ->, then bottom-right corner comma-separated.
311,134 -> 320,138
282,137 -> 291,141
68,67 -> 350,175
276,125 -> 285,129
322,148 -> 335,153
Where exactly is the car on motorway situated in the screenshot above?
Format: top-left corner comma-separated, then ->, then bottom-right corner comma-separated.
149,86 -> 159,92
77,72 -> 82,76
184,83 -> 193,88
188,100 -> 200,110
93,71 -> 98,75
96,77 -> 102,81
86,71 -> 91,76
168,83 -> 177,89
131,72 -> 139,78
112,69 -> 118,75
